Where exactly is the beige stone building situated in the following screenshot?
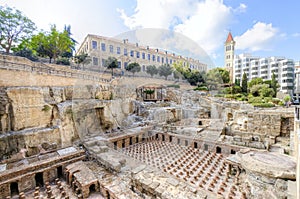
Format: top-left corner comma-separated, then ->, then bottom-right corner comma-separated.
76,34 -> 207,73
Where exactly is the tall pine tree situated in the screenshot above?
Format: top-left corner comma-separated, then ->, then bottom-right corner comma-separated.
242,72 -> 248,93
271,72 -> 278,97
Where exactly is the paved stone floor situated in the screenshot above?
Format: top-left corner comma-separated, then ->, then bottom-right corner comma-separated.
122,141 -> 246,199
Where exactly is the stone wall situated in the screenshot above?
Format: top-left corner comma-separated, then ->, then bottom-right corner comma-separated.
0,84 -> 135,160
225,109 -> 294,150
0,148 -> 85,198
294,107 -> 300,199
0,54 -> 110,87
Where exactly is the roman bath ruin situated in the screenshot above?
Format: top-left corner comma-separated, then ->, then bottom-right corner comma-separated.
0,54 -> 298,199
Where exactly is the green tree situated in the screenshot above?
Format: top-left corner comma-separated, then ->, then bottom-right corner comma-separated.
235,79 -> 241,86
205,68 -> 223,90
74,53 -> 91,69
14,47 -> 37,61
0,6 -> 36,53
104,56 -> 118,76
271,72 -> 279,97
146,65 -> 158,77
61,25 -> 77,58
158,64 -> 173,80
248,77 -> 263,88
187,71 -> 205,86
30,25 -> 75,63
250,84 -> 274,97
241,72 -> 248,93
125,62 -> 141,77
173,70 -> 182,80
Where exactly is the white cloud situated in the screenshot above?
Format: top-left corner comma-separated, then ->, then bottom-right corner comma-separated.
117,0 -> 198,30
234,3 -> 247,13
235,22 -> 278,51
174,0 -> 232,54
292,33 -> 300,37
117,0 -> 243,56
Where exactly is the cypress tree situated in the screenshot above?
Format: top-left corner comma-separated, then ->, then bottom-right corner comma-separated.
242,72 -> 248,93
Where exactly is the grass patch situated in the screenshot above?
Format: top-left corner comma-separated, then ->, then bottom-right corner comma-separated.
42,105 -> 51,112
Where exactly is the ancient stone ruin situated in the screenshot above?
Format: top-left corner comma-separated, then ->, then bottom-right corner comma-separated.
0,54 -> 298,198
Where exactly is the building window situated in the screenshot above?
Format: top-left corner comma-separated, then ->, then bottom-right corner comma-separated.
93,57 -> 98,66
157,56 -> 160,62
166,58 -> 168,64
130,50 -> 134,57
152,55 -> 155,61
102,59 -> 105,66
148,54 -> 151,60
170,59 -> 172,64
118,61 -> 121,68
124,62 -> 128,68
136,51 -> 140,58
92,41 -> 97,49
162,57 -> 164,64
101,43 -> 106,51
117,47 -> 121,54
109,45 -> 113,53
124,48 -> 128,56
142,52 -> 145,59
142,65 -> 145,71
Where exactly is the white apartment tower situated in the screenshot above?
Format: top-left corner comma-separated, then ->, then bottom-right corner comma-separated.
224,32 -> 235,82
294,61 -> 300,100
234,54 -> 294,94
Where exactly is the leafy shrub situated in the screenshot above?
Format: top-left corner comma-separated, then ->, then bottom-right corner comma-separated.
283,95 -> 291,102
222,87 -> 231,94
167,84 -> 180,88
56,57 -> 70,65
272,98 -> 281,104
252,103 -> 275,108
278,101 -> 284,106
215,94 -> 225,97
14,48 -> 38,61
194,86 -> 208,91
144,89 -> 155,95
224,94 -> 234,98
237,96 -> 247,101
42,105 -> 51,112
264,97 -> 273,103
232,85 -> 242,94
234,93 -> 243,98
248,96 -> 264,103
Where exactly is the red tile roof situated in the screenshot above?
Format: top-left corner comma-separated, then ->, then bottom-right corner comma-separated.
226,32 -> 234,43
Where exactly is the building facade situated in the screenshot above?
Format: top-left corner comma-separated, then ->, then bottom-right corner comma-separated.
224,32 -> 235,82
234,53 -> 294,94
76,34 -> 207,73
294,61 -> 300,100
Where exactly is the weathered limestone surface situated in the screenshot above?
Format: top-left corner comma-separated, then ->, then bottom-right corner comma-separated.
229,149 -> 296,199
131,164 -> 222,199
0,85 -> 135,160
6,87 -> 52,131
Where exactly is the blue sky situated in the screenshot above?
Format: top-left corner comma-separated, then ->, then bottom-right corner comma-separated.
1,0 -> 300,67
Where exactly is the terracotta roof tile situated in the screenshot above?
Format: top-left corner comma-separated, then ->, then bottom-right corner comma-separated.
226,32 -> 234,43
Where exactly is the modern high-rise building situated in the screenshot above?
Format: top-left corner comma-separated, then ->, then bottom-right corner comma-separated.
234,53 -> 294,94
224,32 -> 235,82
76,34 -> 207,73
294,61 -> 300,100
